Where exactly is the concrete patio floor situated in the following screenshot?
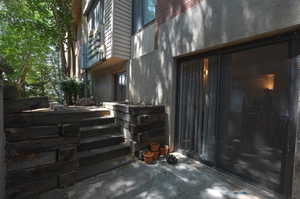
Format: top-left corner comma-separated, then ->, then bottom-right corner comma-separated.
41,153 -> 279,199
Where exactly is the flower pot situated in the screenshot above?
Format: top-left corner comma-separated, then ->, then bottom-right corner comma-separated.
160,145 -> 169,156
153,151 -> 160,160
143,151 -> 154,164
150,142 -> 160,152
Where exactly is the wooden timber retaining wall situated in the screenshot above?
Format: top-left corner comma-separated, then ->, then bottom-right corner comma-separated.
6,124 -> 80,199
114,104 -> 167,152
4,111 -> 111,199
3,90 -> 112,199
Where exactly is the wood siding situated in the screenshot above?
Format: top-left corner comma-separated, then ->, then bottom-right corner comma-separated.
104,0 -> 113,59
112,0 -> 132,59
102,0 -> 132,60
83,0 -> 131,68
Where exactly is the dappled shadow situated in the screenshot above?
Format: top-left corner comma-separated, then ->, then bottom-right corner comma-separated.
42,154 -> 277,199
129,0 -> 300,155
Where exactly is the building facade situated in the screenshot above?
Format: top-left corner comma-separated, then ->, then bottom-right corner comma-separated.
75,0 -> 131,102
74,0 -> 300,198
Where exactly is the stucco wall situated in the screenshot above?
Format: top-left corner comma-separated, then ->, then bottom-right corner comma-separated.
0,80 -> 5,199
131,23 -> 156,58
129,0 -> 300,149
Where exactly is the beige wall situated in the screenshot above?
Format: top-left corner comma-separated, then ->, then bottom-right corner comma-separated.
93,70 -> 114,102
131,23 -> 156,58
129,0 -> 300,153
92,62 -> 127,102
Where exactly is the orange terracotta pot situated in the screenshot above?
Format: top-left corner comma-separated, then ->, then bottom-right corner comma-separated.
160,145 -> 169,156
153,151 -> 160,160
143,151 -> 154,164
150,142 -> 160,152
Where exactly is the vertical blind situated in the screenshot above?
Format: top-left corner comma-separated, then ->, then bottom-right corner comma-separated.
177,60 -> 204,153
177,57 -> 219,164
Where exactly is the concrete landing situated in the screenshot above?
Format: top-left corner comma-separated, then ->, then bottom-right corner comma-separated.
41,153 -> 279,199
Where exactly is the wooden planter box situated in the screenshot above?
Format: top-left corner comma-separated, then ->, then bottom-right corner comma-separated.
114,104 -> 167,152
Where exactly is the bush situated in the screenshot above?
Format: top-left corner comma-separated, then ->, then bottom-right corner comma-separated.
60,78 -> 82,105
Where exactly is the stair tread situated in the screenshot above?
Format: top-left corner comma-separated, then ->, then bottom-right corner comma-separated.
80,132 -> 124,144
80,124 -> 121,139
80,116 -> 114,122
80,123 -> 118,132
77,117 -> 115,127
79,143 -> 131,159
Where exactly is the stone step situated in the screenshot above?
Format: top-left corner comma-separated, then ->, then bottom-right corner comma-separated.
78,155 -> 134,181
80,124 -> 120,138
79,143 -> 131,168
79,132 -> 124,151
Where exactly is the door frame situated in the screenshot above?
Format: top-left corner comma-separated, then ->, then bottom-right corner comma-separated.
175,30 -> 300,198
113,71 -> 127,102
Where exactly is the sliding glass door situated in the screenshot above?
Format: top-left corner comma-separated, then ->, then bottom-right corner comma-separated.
176,40 -> 292,194
176,56 -> 219,164
218,42 -> 290,192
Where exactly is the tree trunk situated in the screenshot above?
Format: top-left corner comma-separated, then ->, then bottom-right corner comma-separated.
60,42 -> 68,77
70,41 -> 76,78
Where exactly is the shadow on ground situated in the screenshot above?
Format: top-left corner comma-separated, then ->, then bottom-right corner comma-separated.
41,153 -> 278,199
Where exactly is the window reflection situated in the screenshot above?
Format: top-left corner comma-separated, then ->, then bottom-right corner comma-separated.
221,42 -> 289,192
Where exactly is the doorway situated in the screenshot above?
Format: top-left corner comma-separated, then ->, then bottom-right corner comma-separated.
114,71 -> 127,102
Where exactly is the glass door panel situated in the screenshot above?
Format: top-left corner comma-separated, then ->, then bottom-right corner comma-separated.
176,57 -> 218,164
219,42 -> 289,192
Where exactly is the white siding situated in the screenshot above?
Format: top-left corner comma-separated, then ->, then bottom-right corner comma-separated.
111,0 -> 132,59
104,0 -> 113,59
83,0 -> 131,63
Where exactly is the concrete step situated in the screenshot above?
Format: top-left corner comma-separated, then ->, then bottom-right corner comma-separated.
80,124 -> 120,138
79,143 -> 131,168
79,132 -> 124,151
78,155 -> 134,181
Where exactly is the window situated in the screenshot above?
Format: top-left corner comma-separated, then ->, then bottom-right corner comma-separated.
133,0 -> 156,33
219,42 -> 289,192
80,42 -> 88,69
87,0 -> 104,34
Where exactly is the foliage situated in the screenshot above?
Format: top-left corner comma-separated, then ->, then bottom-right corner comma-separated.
60,79 -> 80,95
60,78 -> 83,105
0,0 -> 75,98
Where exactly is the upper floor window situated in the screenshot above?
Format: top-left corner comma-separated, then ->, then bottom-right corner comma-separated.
132,0 -> 156,33
87,0 -> 104,35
